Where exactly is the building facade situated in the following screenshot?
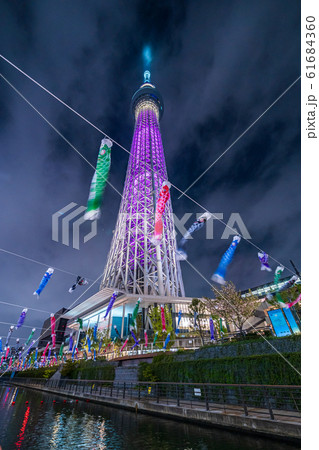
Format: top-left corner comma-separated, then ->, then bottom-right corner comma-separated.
39,307 -> 69,350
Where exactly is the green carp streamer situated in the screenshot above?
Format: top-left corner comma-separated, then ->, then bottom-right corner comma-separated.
85,138 -> 113,220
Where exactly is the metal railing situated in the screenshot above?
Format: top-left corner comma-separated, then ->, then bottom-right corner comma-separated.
11,378 -> 300,422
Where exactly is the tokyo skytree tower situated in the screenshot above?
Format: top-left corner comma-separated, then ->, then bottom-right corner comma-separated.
100,71 -> 184,298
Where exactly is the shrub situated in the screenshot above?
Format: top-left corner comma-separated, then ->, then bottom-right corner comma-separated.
139,352 -> 301,385
138,362 -> 159,382
16,366 -> 58,379
61,360 -> 115,380
61,360 -> 77,377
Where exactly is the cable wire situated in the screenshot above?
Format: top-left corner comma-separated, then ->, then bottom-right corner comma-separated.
0,55 -> 298,276
0,247 -> 93,281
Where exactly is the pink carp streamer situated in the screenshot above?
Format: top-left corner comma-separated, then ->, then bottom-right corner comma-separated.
144,330 -> 148,346
286,294 -> 301,309
42,342 -> 49,361
5,346 -> 10,359
152,181 -> 171,246
160,305 -> 166,332
120,338 -> 129,352
50,314 -> 56,349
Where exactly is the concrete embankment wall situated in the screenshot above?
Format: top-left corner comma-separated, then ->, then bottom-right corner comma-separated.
10,381 -> 300,442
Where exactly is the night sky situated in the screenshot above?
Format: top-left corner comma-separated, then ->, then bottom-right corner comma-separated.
0,0 -> 300,343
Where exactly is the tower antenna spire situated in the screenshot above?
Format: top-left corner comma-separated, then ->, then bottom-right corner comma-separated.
144,70 -> 151,83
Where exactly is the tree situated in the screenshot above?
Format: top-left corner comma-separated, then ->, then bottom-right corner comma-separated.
80,328 -> 111,355
278,283 -> 301,319
187,298 -> 207,346
204,282 -> 259,336
148,305 -> 175,349
278,283 -> 301,303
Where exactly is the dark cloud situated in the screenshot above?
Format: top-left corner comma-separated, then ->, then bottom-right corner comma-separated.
0,0 -> 300,342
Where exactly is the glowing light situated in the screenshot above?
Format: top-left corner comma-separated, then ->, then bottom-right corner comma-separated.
3,388 -> 10,404
15,406 -> 30,448
134,99 -> 159,121
144,70 -> 151,83
143,46 -> 152,68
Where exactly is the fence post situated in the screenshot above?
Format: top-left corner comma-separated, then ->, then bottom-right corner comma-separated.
176,385 -> 180,407
239,386 -> 248,416
123,382 -> 126,399
290,389 -> 300,412
264,388 -> 275,420
156,384 -> 160,404
138,384 -> 141,400
221,386 -> 226,412
204,386 -> 209,411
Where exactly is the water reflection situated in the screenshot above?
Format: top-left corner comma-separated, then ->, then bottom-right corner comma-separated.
15,406 -> 30,448
0,384 -> 300,450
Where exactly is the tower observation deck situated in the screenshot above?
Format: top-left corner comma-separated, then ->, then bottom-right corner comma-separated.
100,71 -> 185,297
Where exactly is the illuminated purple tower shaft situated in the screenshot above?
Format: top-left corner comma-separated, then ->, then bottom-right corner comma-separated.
101,72 -> 184,297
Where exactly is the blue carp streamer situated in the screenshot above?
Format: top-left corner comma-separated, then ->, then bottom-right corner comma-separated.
163,333 -> 171,350
68,334 -> 74,352
176,310 -> 182,334
104,291 -> 119,319
212,236 -> 241,284
93,324 -> 98,341
209,318 -> 215,341
33,268 -> 54,297
87,336 -> 92,353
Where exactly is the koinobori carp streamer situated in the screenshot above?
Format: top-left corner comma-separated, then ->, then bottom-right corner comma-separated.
212,236 -> 241,285
85,138 -> 113,220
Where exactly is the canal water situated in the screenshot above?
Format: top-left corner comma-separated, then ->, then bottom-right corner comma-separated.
0,383 -> 300,450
